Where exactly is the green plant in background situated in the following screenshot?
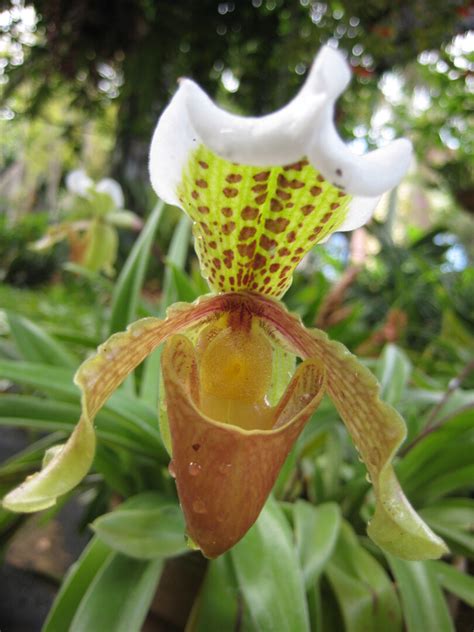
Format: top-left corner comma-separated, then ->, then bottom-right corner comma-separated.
0,51 -> 473,632
31,169 -> 142,276
0,211 -> 60,286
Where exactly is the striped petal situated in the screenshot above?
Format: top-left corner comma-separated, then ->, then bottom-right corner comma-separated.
230,293 -> 447,561
2,296 -> 228,513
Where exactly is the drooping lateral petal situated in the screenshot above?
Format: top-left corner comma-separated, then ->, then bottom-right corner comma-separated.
2,296 -> 229,513
149,46 -> 412,297
82,220 -> 118,275
30,223 -> 78,252
237,293 -> 446,560
161,333 -> 326,558
306,330 -> 448,560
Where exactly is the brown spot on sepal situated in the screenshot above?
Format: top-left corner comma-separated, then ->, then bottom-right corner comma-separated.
260,234 -> 277,251
253,171 -> 270,182
223,187 -> 238,198
222,222 -> 236,235
239,227 -> 257,240
252,253 -> 267,269
276,189 -> 291,200
241,206 -> 259,220
237,241 -> 256,259
270,198 -> 284,212
265,218 -> 290,234
226,173 -> 243,183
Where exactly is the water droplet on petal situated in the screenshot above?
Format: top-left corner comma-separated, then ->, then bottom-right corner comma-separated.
218,463 -> 232,475
188,462 -> 202,476
168,460 -> 176,478
193,499 -> 207,514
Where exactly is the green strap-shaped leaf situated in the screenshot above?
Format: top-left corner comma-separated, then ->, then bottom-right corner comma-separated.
109,200 -> 164,335
230,496 -> 310,632
8,312 -> 77,367
375,344 -> 412,407
44,492 -> 173,632
69,554 -> 163,632
186,556 -> 244,632
420,499 -> 474,556
92,504 -> 187,560
43,537 -> 112,632
7,312 -> 78,368
387,556 -> 455,632
397,411 -> 474,500
140,214 -> 191,406
430,560 -> 474,608
325,522 -> 403,632
293,500 -> 341,588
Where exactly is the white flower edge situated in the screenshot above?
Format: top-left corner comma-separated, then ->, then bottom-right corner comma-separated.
149,46 -> 413,233
66,169 -> 94,197
96,178 -> 125,209
66,170 -> 124,209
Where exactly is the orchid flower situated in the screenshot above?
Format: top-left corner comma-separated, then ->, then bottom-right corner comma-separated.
4,47 -> 447,561
32,169 -> 142,275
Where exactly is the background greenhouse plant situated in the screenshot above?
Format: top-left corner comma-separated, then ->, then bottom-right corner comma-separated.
0,199 -> 473,631
0,0 -> 473,629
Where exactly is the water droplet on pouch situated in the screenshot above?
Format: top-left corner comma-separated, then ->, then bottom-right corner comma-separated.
193,499 -> 207,514
168,460 -> 176,478
218,463 -> 232,475
188,462 -> 202,476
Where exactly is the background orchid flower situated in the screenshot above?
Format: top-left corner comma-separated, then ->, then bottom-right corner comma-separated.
3,47 -> 447,562
31,169 -> 142,275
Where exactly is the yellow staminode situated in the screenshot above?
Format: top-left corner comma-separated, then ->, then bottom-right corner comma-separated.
197,319 -> 274,430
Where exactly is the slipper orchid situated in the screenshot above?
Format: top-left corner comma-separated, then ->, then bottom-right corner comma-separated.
32,169 -> 142,275
4,47 -> 447,561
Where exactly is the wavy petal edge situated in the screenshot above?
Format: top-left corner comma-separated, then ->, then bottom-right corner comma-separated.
150,45 -> 412,226
2,295 -> 228,513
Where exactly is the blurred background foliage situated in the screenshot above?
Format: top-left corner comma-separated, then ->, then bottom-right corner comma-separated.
0,0 -> 473,631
